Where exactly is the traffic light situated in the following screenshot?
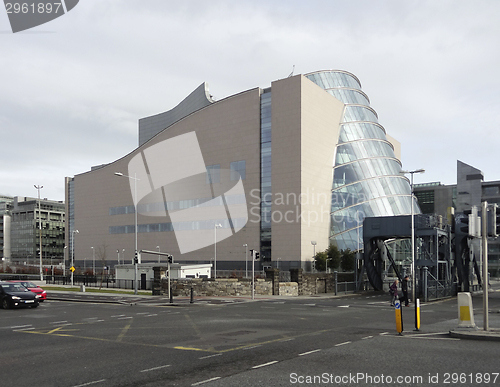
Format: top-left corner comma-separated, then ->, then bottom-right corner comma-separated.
487,204 -> 499,237
167,255 -> 173,264
255,251 -> 260,260
134,251 -> 138,264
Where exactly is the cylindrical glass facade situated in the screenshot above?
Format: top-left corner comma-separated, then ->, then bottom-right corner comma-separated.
305,70 -> 418,251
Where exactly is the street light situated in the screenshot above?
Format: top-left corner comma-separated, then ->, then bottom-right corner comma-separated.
34,184 -> 43,281
311,241 -> 317,272
63,245 -> 67,278
401,168 -> 425,325
91,247 -> 95,276
214,223 -> 222,279
243,244 -> 248,278
71,230 -> 79,287
157,245 -> 161,263
114,172 -> 140,295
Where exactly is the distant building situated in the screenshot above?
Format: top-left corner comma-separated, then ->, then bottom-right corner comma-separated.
414,160 -> 500,275
66,70 -> 415,272
115,262 -> 212,290
0,196 -> 65,268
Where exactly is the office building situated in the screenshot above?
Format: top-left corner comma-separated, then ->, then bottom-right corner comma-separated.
414,160 -> 500,275
66,70 -> 415,271
0,196 -> 65,267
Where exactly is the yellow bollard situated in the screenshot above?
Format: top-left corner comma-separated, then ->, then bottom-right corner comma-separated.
457,292 -> 478,329
414,298 -> 421,331
395,299 -> 403,335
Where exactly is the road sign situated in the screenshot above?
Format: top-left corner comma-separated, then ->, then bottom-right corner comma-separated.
70,266 -> 75,272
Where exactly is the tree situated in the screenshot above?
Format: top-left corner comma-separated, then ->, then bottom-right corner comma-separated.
340,248 -> 356,272
326,244 -> 341,271
314,251 -> 328,271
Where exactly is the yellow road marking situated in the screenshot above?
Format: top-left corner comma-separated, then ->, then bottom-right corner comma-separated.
117,323 -> 131,342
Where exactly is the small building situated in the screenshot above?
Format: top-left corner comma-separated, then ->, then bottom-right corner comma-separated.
115,263 -> 212,290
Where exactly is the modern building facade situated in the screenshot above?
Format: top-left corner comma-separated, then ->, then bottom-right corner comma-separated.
0,196 -> 65,267
414,160 -> 500,275
66,70 -> 415,272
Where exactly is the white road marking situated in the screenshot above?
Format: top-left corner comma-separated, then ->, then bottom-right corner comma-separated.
252,360 -> 278,369
140,364 -> 170,372
199,353 -> 222,360
191,377 -> 221,385
298,349 -> 321,356
71,379 -> 106,387
243,345 -> 262,350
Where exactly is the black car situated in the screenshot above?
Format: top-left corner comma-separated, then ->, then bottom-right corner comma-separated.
0,282 -> 39,309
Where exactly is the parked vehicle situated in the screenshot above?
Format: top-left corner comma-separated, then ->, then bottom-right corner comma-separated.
0,282 -> 39,309
7,280 -> 47,302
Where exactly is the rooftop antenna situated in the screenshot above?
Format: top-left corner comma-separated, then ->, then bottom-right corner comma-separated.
288,65 -> 295,77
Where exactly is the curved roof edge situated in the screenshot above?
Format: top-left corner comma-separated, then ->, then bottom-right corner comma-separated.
138,82 -> 215,147
304,69 -> 362,89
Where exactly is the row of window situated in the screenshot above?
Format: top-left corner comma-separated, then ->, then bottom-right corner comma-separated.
110,194 -> 247,216
260,91 -> 272,259
109,218 -> 247,235
206,160 -> 247,184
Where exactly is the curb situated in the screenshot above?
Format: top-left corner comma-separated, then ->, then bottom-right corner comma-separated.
449,329 -> 500,342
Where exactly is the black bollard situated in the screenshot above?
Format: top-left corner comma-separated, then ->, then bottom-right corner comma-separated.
190,287 -> 194,304
169,287 -> 173,304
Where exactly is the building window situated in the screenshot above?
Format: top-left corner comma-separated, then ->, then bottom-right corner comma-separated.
483,186 -> 500,197
230,160 -> 246,181
415,190 -> 435,214
206,164 -> 220,184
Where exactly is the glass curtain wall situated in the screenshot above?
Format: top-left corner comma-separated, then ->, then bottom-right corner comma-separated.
260,89 -> 272,261
305,70 -> 418,251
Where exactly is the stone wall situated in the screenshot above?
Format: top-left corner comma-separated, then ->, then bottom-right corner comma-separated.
290,268 -> 355,295
279,282 -> 298,296
152,266 -> 348,297
153,273 -> 273,297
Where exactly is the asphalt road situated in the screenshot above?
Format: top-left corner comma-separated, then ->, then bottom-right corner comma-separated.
1,290 -> 499,387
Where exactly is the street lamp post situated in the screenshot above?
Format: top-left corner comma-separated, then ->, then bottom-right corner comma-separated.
311,241 -> 317,272
63,245 -> 67,279
71,230 -> 79,287
214,223 -> 222,279
243,244 -> 248,278
401,168 -> 425,330
114,172 -> 140,295
34,185 -> 43,281
157,246 -> 161,263
91,246 -> 95,276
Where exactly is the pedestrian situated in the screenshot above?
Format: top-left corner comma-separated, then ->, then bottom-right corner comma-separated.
401,275 -> 410,306
389,279 -> 398,306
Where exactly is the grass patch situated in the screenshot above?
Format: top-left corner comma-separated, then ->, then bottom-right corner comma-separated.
44,286 -> 151,296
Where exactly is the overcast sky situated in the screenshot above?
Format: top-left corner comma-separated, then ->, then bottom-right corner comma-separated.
1,0 -> 499,202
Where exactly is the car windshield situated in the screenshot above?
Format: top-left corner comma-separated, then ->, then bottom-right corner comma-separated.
22,282 -> 38,288
2,284 -> 28,292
